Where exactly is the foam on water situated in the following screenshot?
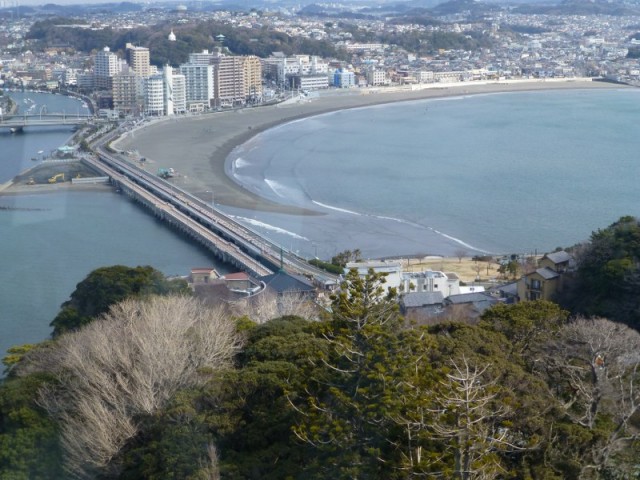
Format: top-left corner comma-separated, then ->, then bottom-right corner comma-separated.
232,215 -> 309,240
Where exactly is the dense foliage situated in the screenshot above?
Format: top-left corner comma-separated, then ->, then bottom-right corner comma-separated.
49,265 -> 190,336
560,216 -> 640,329
26,18 -> 347,65
2,258 -> 640,478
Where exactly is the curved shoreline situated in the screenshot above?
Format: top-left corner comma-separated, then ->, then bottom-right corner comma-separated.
115,79 -> 622,216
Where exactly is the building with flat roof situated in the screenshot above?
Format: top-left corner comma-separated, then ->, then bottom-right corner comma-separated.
213,55 -> 262,107
125,43 -> 151,78
180,63 -> 214,107
94,46 -> 120,90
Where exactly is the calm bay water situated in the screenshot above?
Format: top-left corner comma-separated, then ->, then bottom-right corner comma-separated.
0,92 -> 228,360
228,88 -> 640,259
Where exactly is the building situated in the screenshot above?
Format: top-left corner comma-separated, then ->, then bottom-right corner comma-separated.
171,72 -> 186,114
333,69 -> 356,88
179,63 -> 214,107
259,270 -> 316,298
345,260 -> 403,292
163,65 -> 174,115
112,69 -> 142,116
188,49 -> 219,66
517,250 -> 575,301
366,68 -> 387,86
289,74 -> 329,91
401,270 -> 460,297
263,53 -> 329,85
443,292 -> 499,320
144,74 -> 164,116
125,44 -> 151,78
94,46 -> 120,90
400,291 -> 445,319
213,55 -> 262,107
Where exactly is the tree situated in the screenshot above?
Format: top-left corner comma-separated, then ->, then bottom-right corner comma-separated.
0,373 -> 66,480
38,295 -> 240,479
330,249 -> 363,268
479,300 -> 569,358
50,265 -> 190,336
291,268 -> 407,478
561,216 -> 640,329
455,248 -> 467,263
538,317 -> 640,479
430,357 -> 517,480
230,291 -> 320,324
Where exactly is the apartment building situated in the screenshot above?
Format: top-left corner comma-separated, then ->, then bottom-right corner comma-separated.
213,55 -> 262,107
112,69 -> 142,116
125,43 -> 151,78
179,63 -> 214,107
144,74 -> 164,116
94,46 -> 120,90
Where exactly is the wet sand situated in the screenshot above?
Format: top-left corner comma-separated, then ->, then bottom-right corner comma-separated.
116,79 -> 620,215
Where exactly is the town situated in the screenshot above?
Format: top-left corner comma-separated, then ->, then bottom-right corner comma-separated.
2,0 -> 640,117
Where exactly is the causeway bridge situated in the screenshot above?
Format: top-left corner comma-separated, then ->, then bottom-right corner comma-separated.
84,135 -> 338,285
0,113 -> 94,131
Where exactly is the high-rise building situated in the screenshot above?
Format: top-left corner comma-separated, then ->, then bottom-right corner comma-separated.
172,72 -> 187,114
126,43 -> 151,78
179,63 -> 214,107
213,55 -> 262,107
94,46 -> 120,90
113,68 -> 143,116
144,74 -> 164,116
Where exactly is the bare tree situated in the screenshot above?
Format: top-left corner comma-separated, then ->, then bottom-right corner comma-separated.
540,317 -> 640,478
430,357 -> 525,480
455,248 -> 468,263
37,295 -> 241,479
230,291 -> 320,324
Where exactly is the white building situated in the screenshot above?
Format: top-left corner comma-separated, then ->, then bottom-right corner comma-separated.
366,68 -> 387,86
263,53 -> 329,85
61,68 -> 78,86
188,49 -> 219,65
144,74 -> 164,116
172,72 -> 186,114
94,46 -> 121,90
290,74 -> 329,91
344,260 -> 403,292
179,63 -> 214,107
401,271 -> 460,297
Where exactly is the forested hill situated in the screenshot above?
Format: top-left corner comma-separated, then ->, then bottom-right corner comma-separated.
26,18 -> 346,65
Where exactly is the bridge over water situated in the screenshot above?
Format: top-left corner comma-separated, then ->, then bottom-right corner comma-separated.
0,113 -> 94,131
84,133 -> 338,285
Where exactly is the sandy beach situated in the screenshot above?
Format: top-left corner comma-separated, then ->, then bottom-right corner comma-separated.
116,79 -> 619,215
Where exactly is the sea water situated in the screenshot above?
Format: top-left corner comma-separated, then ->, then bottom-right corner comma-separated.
0,92 -> 228,360
226,88 -> 640,259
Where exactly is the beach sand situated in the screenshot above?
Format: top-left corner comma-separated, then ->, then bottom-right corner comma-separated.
116,79 -> 619,215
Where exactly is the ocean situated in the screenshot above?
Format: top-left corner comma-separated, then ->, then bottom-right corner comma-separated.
0,91 -> 228,360
226,88 -> 640,259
